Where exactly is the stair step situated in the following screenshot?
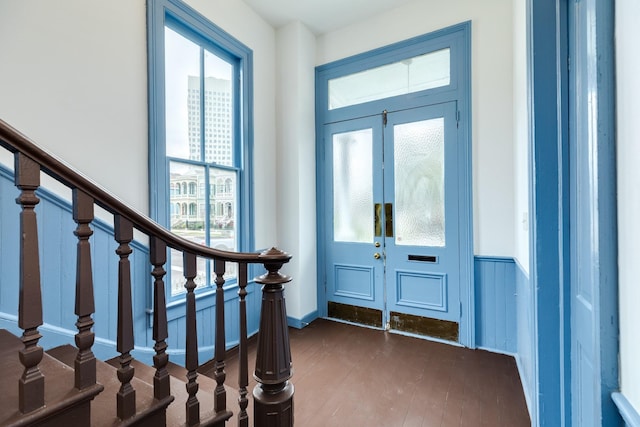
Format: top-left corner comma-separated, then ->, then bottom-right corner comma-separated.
105,357 -> 236,426
45,343 -> 243,426
0,330 -> 103,427
47,344 -> 173,426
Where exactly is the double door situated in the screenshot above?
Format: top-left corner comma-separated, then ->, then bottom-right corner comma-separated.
323,102 -> 461,340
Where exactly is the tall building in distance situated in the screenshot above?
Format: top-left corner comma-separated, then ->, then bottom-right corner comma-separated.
169,75 -> 236,234
187,75 -> 233,166
167,77 -> 237,294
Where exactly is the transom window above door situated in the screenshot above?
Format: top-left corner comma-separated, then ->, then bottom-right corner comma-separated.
328,48 -> 450,110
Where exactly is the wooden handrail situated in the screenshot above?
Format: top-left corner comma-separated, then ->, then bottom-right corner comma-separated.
0,119 -> 291,265
0,117 -> 295,426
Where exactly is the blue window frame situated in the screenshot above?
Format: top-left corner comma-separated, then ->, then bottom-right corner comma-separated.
147,0 -> 254,298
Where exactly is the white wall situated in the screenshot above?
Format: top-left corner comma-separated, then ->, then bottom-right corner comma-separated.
275,22 -> 318,320
512,0 -> 529,274
0,0 -> 519,324
0,0 -> 279,247
0,0 -> 148,212
316,0 -> 515,256
616,0 -> 640,415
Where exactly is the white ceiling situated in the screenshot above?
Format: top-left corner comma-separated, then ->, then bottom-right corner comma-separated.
242,0 -> 418,35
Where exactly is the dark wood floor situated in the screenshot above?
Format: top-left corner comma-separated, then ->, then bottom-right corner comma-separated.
201,319 -> 530,427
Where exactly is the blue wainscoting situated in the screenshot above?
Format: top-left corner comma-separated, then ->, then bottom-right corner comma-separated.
474,256 -> 517,354
514,259 -> 534,420
475,256 -> 533,420
0,163 -> 261,366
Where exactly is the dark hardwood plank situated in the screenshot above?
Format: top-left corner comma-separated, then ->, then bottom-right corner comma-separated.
202,319 -> 530,427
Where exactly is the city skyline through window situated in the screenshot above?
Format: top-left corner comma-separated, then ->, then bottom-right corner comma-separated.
164,25 -> 239,294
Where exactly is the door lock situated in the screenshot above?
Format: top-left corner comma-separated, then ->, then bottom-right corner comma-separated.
375,242 -> 381,247
374,252 -> 381,259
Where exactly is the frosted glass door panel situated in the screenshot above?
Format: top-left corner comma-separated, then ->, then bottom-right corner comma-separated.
329,49 -> 450,110
394,118 -> 445,247
333,129 -> 373,243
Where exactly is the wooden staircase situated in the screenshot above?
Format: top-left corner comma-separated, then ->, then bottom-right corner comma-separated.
0,119 -> 295,426
0,329 -> 104,427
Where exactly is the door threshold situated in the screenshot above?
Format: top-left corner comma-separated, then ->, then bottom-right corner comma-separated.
327,301 -> 383,328
324,302 -> 461,345
322,316 -> 462,347
322,316 -> 385,331
389,311 -> 459,342
388,328 -> 463,347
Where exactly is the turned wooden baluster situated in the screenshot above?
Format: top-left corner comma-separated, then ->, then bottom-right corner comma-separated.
254,248 -> 294,427
15,153 -> 44,414
114,215 -> 136,420
150,237 -> 170,401
73,189 -> 97,390
213,259 -> 228,415
184,252 -> 200,426
237,262 -> 249,427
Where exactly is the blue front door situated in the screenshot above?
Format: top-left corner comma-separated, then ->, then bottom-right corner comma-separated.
324,102 -> 461,340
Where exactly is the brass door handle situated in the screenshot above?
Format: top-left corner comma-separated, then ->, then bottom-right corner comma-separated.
385,203 -> 393,237
374,252 -> 381,259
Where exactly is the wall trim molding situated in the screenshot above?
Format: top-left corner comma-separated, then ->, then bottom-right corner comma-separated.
513,257 -> 529,279
287,310 -> 319,329
613,392 -> 640,427
474,255 -> 514,263
477,346 -> 516,357
515,353 -> 534,423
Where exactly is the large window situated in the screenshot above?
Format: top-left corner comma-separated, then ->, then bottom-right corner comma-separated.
148,0 -> 253,296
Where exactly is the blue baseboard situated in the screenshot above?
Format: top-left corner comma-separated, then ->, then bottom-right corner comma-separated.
515,353 -> 534,424
287,310 -> 319,329
613,392 -> 640,427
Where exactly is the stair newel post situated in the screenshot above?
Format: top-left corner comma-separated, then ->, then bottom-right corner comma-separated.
72,189 -> 97,390
150,237 -> 170,400
254,248 -> 294,427
213,259 -> 228,414
114,215 -> 136,420
183,252 -> 200,426
15,153 -> 45,414
237,262 -> 249,427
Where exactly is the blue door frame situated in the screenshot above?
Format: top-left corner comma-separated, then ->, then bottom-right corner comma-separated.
315,22 -> 474,347
529,0 -> 619,425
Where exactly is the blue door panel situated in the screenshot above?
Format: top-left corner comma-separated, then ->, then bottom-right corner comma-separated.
324,103 -> 460,330
569,0 -> 619,425
394,270 -> 447,312
316,23 -> 472,345
385,103 -> 460,324
333,264 -> 376,301
324,116 -> 385,313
